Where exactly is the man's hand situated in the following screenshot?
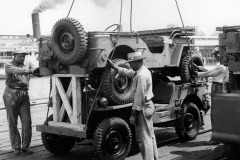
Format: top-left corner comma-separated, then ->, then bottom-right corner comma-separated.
129,113 -> 136,126
32,67 -> 42,77
107,59 -> 118,71
193,71 -> 199,77
107,59 -> 115,68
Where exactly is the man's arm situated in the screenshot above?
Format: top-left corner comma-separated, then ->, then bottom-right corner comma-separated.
129,76 -> 146,125
132,76 -> 146,111
197,66 -> 224,78
107,59 -> 135,78
192,62 -> 208,72
5,63 -> 33,75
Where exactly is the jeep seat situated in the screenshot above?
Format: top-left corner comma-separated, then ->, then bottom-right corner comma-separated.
152,82 -> 175,104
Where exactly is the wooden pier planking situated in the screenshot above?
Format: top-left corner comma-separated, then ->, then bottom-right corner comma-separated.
0,103 -> 52,157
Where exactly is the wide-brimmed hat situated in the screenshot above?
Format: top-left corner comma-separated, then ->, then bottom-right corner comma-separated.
126,52 -> 146,63
12,47 -> 30,55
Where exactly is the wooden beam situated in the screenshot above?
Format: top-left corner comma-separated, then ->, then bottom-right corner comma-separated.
72,77 -> 82,124
55,78 -> 73,123
58,80 -> 73,122
48,121 -> 85,131
52,77 -> 61,122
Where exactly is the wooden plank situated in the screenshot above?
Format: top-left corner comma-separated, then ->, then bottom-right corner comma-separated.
52,77 -> 61,122
72,77 -> 82,124
55,77 -> 73,123
36,122 -> 86,138
48,121 -> 85,131
59,79 -> 72,122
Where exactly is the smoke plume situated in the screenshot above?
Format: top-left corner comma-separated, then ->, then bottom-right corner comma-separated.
33,0 -> 68,13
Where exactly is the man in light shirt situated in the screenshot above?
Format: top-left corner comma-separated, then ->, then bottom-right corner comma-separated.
108,51 -> 158,160
193,47 -> 229,145
3,48 -> 39,155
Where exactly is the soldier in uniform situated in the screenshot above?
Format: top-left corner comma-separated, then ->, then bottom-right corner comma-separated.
3,48 -> 39,155
108,51 -> 158,160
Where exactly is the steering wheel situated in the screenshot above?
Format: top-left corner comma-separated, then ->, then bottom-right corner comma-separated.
105,24 -> 120,31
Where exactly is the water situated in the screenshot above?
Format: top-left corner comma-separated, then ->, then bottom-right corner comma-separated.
0,76 -> 50,105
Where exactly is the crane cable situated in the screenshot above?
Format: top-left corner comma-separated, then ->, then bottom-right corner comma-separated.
130,0 -> 133,32
175,0 -> 191,50
67,0 -> 75,17
85,0 -> 123,129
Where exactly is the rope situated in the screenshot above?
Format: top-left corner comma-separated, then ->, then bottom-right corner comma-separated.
85,0 -> 123,129
174,0 -> 190,50
44,77 -> 52,125
67,0 -> 75,18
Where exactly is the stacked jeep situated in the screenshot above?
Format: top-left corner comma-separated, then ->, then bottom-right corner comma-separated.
35,17 -> 209,160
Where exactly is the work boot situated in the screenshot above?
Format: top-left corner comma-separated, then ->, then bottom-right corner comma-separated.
204,139 -> 220,145
13,149 -> 21,155
22,148 -> 33,154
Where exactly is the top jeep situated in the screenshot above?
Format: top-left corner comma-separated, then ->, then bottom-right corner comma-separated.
36,17 -> 203,105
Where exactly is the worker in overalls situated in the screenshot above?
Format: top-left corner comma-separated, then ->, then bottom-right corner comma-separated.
108,51 -> 158,160
3,48 -> 39,155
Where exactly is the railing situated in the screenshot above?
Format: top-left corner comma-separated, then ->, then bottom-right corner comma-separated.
0,56 -> 13,59
0,56 -> 13,63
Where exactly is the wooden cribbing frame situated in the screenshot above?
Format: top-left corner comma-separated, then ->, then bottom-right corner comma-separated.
52,74 -> 88,125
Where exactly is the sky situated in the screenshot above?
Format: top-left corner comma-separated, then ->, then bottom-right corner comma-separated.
0,0 -> 240,36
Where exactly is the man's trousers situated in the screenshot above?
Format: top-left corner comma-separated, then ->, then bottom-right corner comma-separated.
3,86 -> 32,150
135,101 -> 158,160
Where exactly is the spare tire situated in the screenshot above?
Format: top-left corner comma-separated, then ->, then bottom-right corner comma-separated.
100,59 -> 134,105
52,18 -> 88,64
180,51 -> 203,82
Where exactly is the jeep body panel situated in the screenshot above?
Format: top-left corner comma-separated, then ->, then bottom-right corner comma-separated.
212,93 -> 240,144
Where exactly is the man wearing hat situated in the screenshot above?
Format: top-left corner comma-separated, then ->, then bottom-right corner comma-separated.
193,47 -> 229,145
108,51 -> 158,160
3,47 -> 39,155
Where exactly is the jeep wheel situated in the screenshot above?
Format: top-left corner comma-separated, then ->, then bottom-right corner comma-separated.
94,117 -> 132,160
52,18 -> 88,64
41,115 -> 76,155
101,59 -> 134,105
180,52 -> 203,82
175,102 -> 201,141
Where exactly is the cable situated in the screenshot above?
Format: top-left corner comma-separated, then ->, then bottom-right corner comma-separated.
119,0 -> 123,25
130,0 -> 133,32
44,77 -> 52,126
67,0 -> 75,18
175,0 -> 190,49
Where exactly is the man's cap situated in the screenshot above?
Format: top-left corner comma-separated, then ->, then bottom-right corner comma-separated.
12,47 -> 30,55
211,47 -> 219,55
126,52 -> 146,63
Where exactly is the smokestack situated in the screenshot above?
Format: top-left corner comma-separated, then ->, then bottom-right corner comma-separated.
32,13 -> 41,38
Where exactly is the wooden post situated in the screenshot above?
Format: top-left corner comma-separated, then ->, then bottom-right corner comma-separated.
72,77 -> 82,124
52,76 -> 61,122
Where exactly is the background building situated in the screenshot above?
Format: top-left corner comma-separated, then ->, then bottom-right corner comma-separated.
191,36 -> 219,66
0,35 -> 38,68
